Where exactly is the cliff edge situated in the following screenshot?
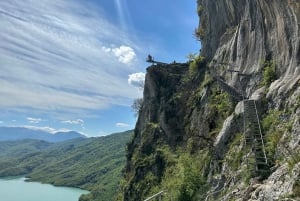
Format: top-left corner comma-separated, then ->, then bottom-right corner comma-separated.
119,1 -> 300,201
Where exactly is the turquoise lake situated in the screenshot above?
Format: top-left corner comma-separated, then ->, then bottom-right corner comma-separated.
0,177 -> 89,201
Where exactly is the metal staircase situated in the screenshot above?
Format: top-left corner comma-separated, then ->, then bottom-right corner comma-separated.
212,74 -> 270,177
212,76 -> 244,101
243,100 -> 269,177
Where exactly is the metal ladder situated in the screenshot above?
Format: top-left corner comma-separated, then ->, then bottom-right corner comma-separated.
212,74 -> 270,177
243,100 -> 269,176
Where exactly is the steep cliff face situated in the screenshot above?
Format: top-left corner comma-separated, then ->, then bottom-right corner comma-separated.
199,0 -> 300,97
120,1 -> 300,201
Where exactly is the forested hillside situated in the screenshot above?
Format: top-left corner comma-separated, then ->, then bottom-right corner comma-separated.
0,130 -> 132,201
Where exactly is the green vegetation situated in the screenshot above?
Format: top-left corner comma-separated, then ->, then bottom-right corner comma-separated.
292,178 -> 300,198
261,60 -> 276,87
194,27 -> 205,41
186,53 -> 198,62
0,130 -> 132,201
286,177 -> 300,199
197,4 -> 204,16
261,109 -> 297,167
288,149 -> 300,170
161,149 -> 210,201
208,88 -> 234,136
0,139 -> 51,157
262,110 -> 283,162
188,55 -> 206,75
139,147 -> 211,201
293,95 -> 300,113
225,133 -> 244,171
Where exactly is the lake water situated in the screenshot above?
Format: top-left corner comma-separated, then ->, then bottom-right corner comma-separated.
0,177 -> 89,201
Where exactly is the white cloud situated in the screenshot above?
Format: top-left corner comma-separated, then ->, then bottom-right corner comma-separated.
97,130 -> 109,137
128,72 -> 145,88
112,46 -> 136,64
0,121 -> 3,124
61,119 -> 84,125
116,122 -> 130,128
19,126 -> 61,134
102,45 -> 136,64
0,0 -> 143,117
27,117 -> 42,124
102,46 -> 112,53
15,125 -> 87,136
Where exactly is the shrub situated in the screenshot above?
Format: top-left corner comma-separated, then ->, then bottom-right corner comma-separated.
262,61 -> 276,87
197,4 -> 204,16
194,28 -> 205,41
189,55 -> 206,75
161,149 -> 210,201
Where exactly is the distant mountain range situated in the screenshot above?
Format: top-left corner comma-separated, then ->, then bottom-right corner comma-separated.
0,127 -> 86,142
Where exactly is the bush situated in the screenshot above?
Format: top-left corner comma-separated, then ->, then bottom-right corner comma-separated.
160,149 -> 210,201
197,4 -> 204,16
189,55 -> 206,75
262,61 -> 276,87
194,28 -> 205,41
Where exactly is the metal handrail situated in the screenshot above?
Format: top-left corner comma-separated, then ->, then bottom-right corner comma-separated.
143,191 -> 164,201
253,100 -> 268,165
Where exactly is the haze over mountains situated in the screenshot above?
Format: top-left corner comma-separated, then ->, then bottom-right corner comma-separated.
0,127 -> 86,142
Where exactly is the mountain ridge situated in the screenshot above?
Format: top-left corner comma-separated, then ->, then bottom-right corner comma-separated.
0,126 -> 86,142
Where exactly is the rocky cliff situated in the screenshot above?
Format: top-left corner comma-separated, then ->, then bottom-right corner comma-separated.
119,1 -> 300,201
199,0 -> 300,97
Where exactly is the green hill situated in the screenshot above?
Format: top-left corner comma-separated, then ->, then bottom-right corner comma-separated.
0,130 -> 132,201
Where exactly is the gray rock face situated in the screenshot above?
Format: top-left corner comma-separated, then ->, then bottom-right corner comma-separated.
122,1 -> 300,200
198,0 -> 300,200
199,0 -> 300,97
249,163 -> 300,201
135,64 -> 189,147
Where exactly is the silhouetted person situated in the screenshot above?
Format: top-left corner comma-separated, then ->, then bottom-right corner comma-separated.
147,54 -> 153,62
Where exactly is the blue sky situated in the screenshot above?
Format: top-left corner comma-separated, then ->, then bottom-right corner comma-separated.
0,0 -> 200,137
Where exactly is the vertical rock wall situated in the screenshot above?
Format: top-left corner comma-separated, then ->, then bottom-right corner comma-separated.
199,0 -> 300,96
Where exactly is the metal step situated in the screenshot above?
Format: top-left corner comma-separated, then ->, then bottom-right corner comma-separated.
243,99 -> 270,176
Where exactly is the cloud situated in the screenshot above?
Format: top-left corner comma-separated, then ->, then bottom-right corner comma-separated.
0,121 -> 3,124
13,125 -> 87,136
19,126 -> 69,134
112,46 -> 136,64
128,72 -> 145,88
61,119 -> 84,125
102,45 -> 136,64
116,122 -> 130,128
97,130 -> 109,137
0,0 -> 143,117
27,117 -> 42,124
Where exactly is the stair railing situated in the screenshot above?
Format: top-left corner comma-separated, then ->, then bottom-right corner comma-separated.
143,191 -> 164,201
253,100 -> 268,165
